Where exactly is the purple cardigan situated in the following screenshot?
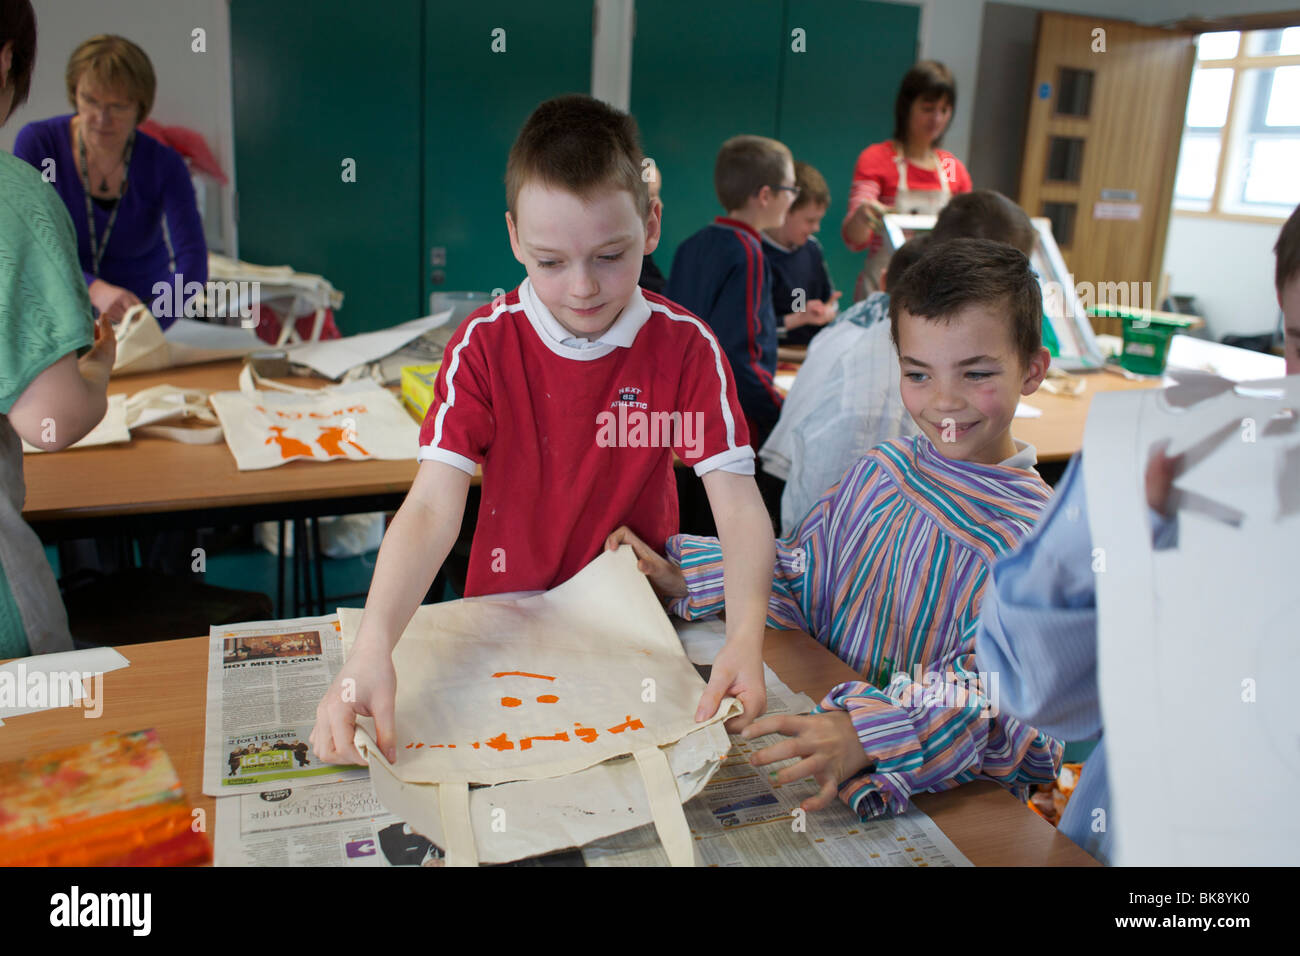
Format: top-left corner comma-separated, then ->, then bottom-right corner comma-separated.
14,115 -> 208,329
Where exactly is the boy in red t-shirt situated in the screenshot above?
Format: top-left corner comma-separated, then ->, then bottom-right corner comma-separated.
311,95 -> 775,766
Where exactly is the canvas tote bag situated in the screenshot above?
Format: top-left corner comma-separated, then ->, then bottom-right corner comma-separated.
23,386 -> 224,452
1085,373 -> 1299,865
208,364 -> 418,470
111,304 -> 171,375
341,546 -> 740,866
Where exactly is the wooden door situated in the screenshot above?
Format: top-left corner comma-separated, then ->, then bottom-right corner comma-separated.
1018,12 -> 1194,329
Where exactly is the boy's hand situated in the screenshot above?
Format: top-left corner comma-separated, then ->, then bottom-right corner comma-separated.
741,711 -> 870,812
604,525 -> 687,599
1145,440 -> 1183,516
697,638 -> 766,733
310,643 -> 397,767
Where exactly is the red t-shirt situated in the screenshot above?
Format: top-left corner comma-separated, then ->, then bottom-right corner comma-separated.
419,278 -> 753,596
842,141 -> 973,254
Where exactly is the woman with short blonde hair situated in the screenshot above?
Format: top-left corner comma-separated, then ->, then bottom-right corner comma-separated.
65,33 -> 156,124
13,33 -> 207,329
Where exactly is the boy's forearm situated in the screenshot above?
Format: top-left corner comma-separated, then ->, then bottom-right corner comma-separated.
714,491 -> 775,647
353,492 -> 464,656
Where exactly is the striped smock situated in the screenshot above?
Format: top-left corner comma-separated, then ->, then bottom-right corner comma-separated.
666,436 -> 1064,819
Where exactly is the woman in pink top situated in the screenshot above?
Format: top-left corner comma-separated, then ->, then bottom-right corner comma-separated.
842,61 -> 972,300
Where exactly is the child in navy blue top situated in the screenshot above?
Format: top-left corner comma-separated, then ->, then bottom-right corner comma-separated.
762,161 -> 840,347
666,135 -> 795,444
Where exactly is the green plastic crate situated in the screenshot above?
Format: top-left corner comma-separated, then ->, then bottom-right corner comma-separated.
1089,305 -> 1197,376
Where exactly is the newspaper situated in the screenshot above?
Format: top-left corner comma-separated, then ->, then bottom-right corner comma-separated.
583,691 -> 972,867
206,615 -> 970,866
588,619 -> 972,867
202,614 -> 367,795
214,779 -> 442,866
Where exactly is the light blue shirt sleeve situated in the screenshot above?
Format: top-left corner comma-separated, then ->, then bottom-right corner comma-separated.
976,454 -> 1102,741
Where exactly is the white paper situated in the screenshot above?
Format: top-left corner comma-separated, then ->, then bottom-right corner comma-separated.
1086,375 -> 1300,865
1166,333 -> 1286,382
214,779 -> 442,866
1014,401 -> 1043,419
164,318 -> 263,351
202,614 -> 368,795
0,646 -> 129,720
285,310 -> 453,380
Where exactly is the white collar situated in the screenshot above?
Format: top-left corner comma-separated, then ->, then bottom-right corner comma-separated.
761,232 -> 794,254
1000,438 -> 1038,471
521,277 -> 651,354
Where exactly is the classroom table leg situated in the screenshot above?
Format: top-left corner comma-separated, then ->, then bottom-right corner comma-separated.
276,519 -> 286,619
292,518 -> 302,618
310,517 -> 326,617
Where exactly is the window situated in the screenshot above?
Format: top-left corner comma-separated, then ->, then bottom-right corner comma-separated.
1174,27 -> 1300,220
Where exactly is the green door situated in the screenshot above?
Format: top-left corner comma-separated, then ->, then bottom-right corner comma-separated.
630,0 -> 786,271
631,0 -> 919,295
422,2 -> 594,304
776,0 -> 920,295
231,0 -> 423,333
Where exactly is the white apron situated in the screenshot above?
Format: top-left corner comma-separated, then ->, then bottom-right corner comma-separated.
853,145 -> 953,302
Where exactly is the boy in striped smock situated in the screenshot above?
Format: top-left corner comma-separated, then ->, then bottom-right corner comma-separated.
610,238 -> 1063,819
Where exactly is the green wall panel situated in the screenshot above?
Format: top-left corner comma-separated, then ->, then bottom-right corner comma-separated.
422,2 -> 594,302
231,0 -> 422,333
632,0 -> 919,296
631,0 -> 786,270
777,0 -> 920,296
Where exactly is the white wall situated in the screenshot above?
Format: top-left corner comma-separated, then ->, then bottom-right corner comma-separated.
1163,216 -> 1283,339
911,0 -> 1300,163
0,0 -> 236,253
908,0 -> 1293,339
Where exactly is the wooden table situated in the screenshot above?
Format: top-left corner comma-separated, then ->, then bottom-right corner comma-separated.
0,628 -> 1096,867
23,361 -> 421,539
1011,370 -> 1157,462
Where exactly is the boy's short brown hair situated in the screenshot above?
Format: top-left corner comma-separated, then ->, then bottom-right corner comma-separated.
714,135 -> 793,212
889,238 -> 1043,368
790,160 -> 830,213
506,94 -> 649,222
884,234 -> 930,290
65,34 -> 156,124
1275,203 -> 1300,294
931,189 -> 1036,255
